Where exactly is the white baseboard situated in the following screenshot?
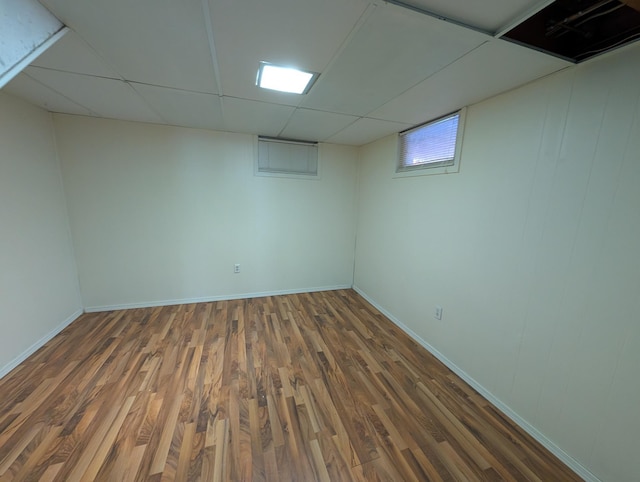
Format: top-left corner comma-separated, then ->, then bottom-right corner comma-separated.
352,285 -> 600,482
84,285 -> 353,313
0,308 -> 83,380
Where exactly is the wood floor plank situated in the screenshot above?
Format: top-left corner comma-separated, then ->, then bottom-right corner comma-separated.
0,290 -> 583,481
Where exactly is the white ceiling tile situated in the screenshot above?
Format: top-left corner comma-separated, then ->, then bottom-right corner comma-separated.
210,0 -> 370,102
3,73 -> 93,116
222,97 -> 295,137
370,38 -> 570,125
132,83 -> 224,131
396,0 -> 543,34
25,67 -> 163,124
0,0 -> 62,79
40,0 -> 219,93
302,3 -> 487,116
326,117 -> 412,146
31,30 -> 120,79
279,109 -> 358,142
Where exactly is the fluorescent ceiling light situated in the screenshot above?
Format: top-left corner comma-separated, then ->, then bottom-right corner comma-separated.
256,62 -> 319,94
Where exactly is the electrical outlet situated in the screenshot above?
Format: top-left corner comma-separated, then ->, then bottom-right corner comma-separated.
234,263 -> 240,274
434,305 -> 443,320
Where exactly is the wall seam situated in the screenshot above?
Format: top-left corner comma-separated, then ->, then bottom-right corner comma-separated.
49,112 -> 85,311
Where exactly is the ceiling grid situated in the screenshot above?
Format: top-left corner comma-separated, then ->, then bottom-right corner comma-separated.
5,0 -> 634,145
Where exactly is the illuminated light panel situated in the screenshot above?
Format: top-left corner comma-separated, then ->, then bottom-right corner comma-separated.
256,62 -> 318,94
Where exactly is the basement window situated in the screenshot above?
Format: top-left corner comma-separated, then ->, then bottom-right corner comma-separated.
256,136 -> 319,179
395,109 -> 465,177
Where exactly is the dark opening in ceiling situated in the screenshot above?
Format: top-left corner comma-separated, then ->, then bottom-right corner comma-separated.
503,0 -> 640,62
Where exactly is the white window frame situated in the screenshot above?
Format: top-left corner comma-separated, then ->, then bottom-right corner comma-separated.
254,136 -> 321,180
394,108 -> 466,178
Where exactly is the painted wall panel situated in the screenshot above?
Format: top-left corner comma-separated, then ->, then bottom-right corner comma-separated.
354,43 -> 640,482
54,115 -> 358,309
0,92 -> 82,375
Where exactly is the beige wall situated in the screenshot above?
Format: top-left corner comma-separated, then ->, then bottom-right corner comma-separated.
354,43 -> 640,482
54,115 -> 358,310
0,93 -> 82,376
3,41 -> 640,481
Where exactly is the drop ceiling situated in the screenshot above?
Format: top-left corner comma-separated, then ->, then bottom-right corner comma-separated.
4,0 -> 616,146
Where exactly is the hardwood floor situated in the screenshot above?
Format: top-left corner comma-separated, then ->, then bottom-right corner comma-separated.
0,289 -> 581,481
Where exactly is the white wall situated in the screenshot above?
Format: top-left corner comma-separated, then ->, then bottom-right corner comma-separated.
0,92 -> 82,376
54,115 -> 358,310
354,43 -> 640,482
